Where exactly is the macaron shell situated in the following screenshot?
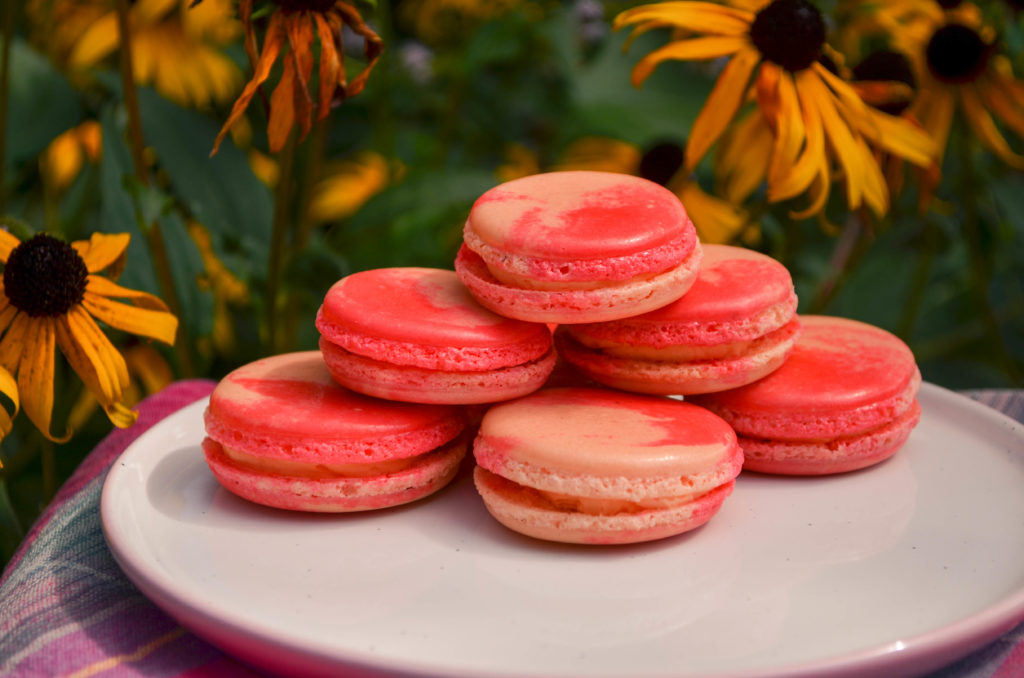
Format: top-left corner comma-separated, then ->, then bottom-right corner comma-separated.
468,171 -> 690,261
320,337 -> 557,404
691,316 -> 921,440
474,468 -> 735,545
316,267 -> 552,370
740,400 -> 922,475
568,244 -> 798,346
455,242 -> 702,324
204,437 -> 466,512
554,318 -> 801,395
204,351 -> 464,464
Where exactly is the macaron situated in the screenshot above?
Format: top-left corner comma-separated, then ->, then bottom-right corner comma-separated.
473,387 -> 742,544
455,170 -> 703,324
690,316 -> 922,475
202,351 -> 467,512
315,267 -> 556,404
554,244 -> 801,395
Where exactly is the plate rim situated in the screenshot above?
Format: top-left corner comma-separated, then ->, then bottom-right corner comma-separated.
100,382 -> 1024,678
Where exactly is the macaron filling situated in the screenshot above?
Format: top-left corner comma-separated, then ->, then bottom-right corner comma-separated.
212,441 -> 451,479
565,316 -> 801,362
462,224 -> 696,287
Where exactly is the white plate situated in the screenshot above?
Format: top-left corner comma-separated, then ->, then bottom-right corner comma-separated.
101,383 -> 1024,678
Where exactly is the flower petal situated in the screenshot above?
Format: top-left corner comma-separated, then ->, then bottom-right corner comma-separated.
771,72 -> 825,202
802,71 -> 864,209
211,11 -> 286,155
630,35 -> 748,86
679,182 -> 749,244
614,2 -> 755,35
0,230 -> 19,264
765,71 -> 805,190
333,2 -> 384,98
57,309 -> 137,429
86,275 -> 172,312
19,316 -> 68,442
314,13 -> 341,120
268,50 -> 299,153
717,111 -> 771,203
686,47 -> 761,170
72,232 -> 131,273
69,13 -> 120,67
961,85 -> 1024,169
851,106 -> 936,168
83,288 -> 178,345
0,311 -> 27,374
979,81 -> 1024,142
0,364 -> 17,441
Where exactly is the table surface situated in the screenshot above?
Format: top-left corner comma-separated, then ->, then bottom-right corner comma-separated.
1,380 -> 1022,678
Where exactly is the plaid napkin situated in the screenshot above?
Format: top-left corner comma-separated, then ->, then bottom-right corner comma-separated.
1,382 -> 1022,677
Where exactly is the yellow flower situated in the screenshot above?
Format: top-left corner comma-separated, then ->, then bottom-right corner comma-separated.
211,0 -> 384,155
547,136 -> 754,244
0,231 -> 178,440
883,1 -> 1024,170
308,152 -> 391,222
615,0 -> 937,217
41,121 -> 103,192
28,0 -> 243,109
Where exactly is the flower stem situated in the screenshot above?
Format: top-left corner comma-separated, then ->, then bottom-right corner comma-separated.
114,0 -> 196,377
0,0 -> 14,214
957,123 -> 1023,384
808,212 -> 873,314
267,133 -> 297,353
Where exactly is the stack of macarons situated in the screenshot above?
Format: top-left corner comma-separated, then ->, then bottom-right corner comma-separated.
200,169 -> 923,546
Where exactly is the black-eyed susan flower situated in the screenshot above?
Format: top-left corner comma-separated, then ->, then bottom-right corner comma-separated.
615,0 -> 937,217
28,0 -> 243,108
0,231 -> 178,440
543,136 -> 754,244
211,0 -> 384,155
885,0 -> 1024,170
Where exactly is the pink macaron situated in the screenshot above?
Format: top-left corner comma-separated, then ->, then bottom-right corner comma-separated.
315,267 -> 556,404
473,387 -> 742,544
690,315 -> 922,475
455,170 -> 703,324
554,244 -> 801,395
202,351 -> 467,511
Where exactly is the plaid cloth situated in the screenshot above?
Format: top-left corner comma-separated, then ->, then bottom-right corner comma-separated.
1,382 -> 1022,677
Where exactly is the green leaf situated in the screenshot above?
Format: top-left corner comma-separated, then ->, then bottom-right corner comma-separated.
135,87 -> 272,274
159,211 -> 214,340
99,106 -> 159,294
3,39 -> 82,166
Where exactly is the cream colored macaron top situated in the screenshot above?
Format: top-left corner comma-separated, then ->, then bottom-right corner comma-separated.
478,387 -> 736,479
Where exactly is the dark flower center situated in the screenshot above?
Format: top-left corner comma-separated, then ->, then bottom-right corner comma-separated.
638,141 -> 684,186
3,233 -> 88,317
272,0 -> 336,13
750,0 -> 826,72
853,50 -> 916,115
937,0 -> 963,8
926,23 -> 991,84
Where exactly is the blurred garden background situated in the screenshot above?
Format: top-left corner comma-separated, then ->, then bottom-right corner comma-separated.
1,0 -> 1023,565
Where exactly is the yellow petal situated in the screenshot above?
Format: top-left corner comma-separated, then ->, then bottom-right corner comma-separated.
57,309 -> 137,429
69,13 -> 120,67
0,311 -> 27,374
686,47 -> 761,170
917,88 -> 955,166
86,274 -> 171,312
679,182 -> 748,244
857,136 -> 890,216
0,363 -> 19,439
42,129 -> 85,190
0,230 -> 20,263
979,81 -> 1024,142
123,344 -> 174,395
72,232 -> 131,273
82,288 -> 178,345
0,299 -> 17,337
630,35 -> 748,86
853,106 -> 936,168
268,50 -> 299,153
961,85 -> 1024,169
18,316 -> 68,442
802,71 -> 864,209
766,72 -> 805,189
771,73 -> 825,201
614,2 -> 755,34
789,153 -> 830,220
717,111 -> 771,203
314,13 -> 342,120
